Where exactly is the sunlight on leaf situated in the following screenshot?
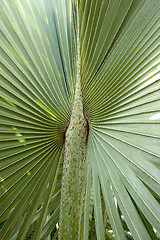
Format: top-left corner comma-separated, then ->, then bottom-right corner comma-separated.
1,96 -> 17,108
0,177 -> 7,195
12,126 -> 26,143
27,171 -> 31,176
150,113 -> 160,120
36,98 -> 56,120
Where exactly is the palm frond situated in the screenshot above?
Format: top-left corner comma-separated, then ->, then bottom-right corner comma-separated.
0,0 -> 75,239
0,0 -> 160,239
79,0 -> 160,239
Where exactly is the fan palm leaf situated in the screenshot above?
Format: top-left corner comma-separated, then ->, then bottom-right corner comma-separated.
0,0 -> 160,239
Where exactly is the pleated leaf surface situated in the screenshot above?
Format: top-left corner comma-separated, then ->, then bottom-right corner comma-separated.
0,0 -> 160,240
80,0 -> 160,239
0,0 -> 74,239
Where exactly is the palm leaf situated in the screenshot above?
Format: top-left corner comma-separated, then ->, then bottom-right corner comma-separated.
0,0 -> 160,239
0,0 -> 74,239
80,0 -> 160,239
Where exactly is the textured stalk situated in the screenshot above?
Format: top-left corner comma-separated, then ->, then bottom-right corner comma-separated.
58,3 -> 88,239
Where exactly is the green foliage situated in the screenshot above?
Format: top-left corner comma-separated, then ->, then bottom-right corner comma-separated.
0,0 -> 160,239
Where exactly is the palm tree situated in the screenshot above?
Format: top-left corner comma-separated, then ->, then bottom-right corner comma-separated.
0,0 -> 160,239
